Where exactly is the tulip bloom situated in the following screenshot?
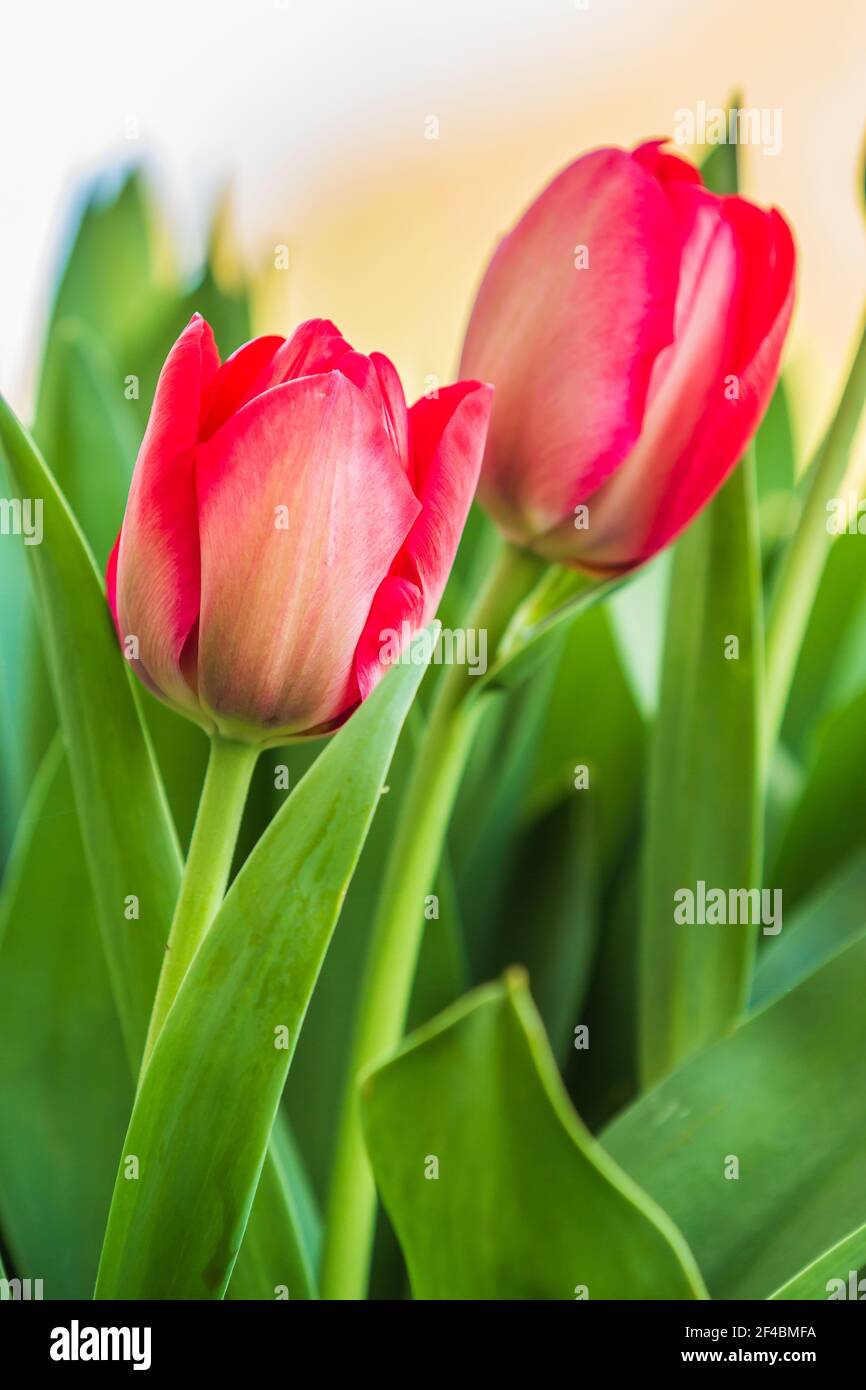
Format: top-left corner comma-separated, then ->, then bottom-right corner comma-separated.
460,139 -> 795,572
107,316 -> 492,742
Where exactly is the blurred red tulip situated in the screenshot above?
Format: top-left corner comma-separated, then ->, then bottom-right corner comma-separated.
460,139 -> 795,572
107,315 -> 491,741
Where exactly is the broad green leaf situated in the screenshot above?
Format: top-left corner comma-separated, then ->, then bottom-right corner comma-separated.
0,455 -> 31,853
278,714 -> 466,1303
771,686 -> 866,910
33,320 -> 137,566
763,307 -> 866,756
604,928 -> 866,1298
0,393 -> 321,1300
283,716 -> 420,1206
226,1109 -> 320,1301
450,598 -> 644,1083
486,798 -> 598,1062
450,647 -> 564,976
362,972 -> 707,1300
607,549 -> 671,718
455,647 -> 598,1051
751,852 -> 866,1008
523,603 -> 645,872
407,845 -> 468,1032
521,592 -> 646,1120
283,713 -> 464,1303
782,531 -> 866,757
755,381 -> 799,563
770,1222 -> 866,1300
639,455 -> 763,1083
269,1112 -> 323,1279
763,736 -> 804,870
0,391 -> 178,1063
0,739 -> 131,1298
700,136 -> 738,196
756,379 -> 797,502
24,319 -> 140,783
699,99 -> 739,195
26,171 -> 163,787
95,635 -> 433,1299
453,610 -> 611,1049
568,860 -> 642,1130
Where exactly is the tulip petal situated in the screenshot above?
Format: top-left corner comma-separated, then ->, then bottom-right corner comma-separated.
106,531 -> 120,633
370,352 -> 410,471
112,314 -> 219,711
201,320 -> 358,440
352,382 -> 490,699
632,138 -> 704,188
560,191 -> 795,568
337,351 -> 411,472
201,335 -> 285,439
268,318 -> 354,381
461,147 -> 680,540
194,371 -> 421,736
353,574 -> 425,701
398,382 -> 493,620
637,204 -> 795,558
721,199 -> 796,371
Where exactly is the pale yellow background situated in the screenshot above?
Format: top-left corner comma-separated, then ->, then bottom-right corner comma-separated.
3,0 -> 865,467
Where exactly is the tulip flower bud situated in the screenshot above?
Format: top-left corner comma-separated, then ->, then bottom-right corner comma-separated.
107,315 -> 492,742
460,139 -> 795,572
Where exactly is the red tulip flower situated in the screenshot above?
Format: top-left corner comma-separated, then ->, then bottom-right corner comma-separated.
107,315 -> 492,742
460,139 -> 795,572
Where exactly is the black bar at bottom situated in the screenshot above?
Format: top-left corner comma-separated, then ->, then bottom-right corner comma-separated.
0,1295 -> 861,1373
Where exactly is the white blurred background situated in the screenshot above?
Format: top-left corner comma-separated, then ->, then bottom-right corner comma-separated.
3,0 -> 865,457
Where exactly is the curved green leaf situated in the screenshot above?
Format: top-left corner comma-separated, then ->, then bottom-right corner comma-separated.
606,551 -> 670,718
34,320 -> 137,567
772,686 -> 866,911
362,972 -> 707,1300
755,380 -> 799,563
24,316 -> 141,788
95,636 -> 433,1299
770,1222 -> 866,1300
524,602 -> 645,865
604,929 -> 866,1298
751,851 -> 866,1009
782,531 -> 866,756
226,1109 -> 320,1301
639,454 -> 763,1083
0,391 -> 178,1064
0,453 -> 30,853
0,739 -> 131,1298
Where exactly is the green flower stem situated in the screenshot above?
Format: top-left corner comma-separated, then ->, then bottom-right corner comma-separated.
764,312 -> 866,758
140,735 -> 259,1075
321,539 -> 545,1300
